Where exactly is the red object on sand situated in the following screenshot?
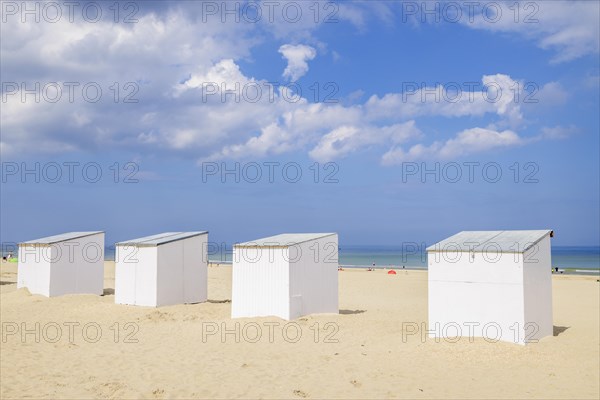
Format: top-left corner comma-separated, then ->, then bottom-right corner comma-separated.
388,270 -> 397,275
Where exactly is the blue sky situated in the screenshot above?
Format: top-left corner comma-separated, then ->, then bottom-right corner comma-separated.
1,0 -> 599,247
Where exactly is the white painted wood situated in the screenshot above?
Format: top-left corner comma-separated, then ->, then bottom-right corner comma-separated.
232,233 -> 338,320
17,232 -> 104,297
115,232 -> 207,307
427,230 -> 553,345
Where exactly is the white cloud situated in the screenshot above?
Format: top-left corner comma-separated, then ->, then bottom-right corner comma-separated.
536,82 -> 568,106
382,127 -> 524,165
438,127 -> 524,157
205,123 -> 295,161
365,74 -> 524,127
278,44 -> 317,81
337,4 -> 367,30
463,1 -> 599,63
1,55 -> 562,164
0,8 -> 257,154
309,121 -> 422,162
337,1 -> 397,31
0,4 -> 572,165
173,59 -> 250,98
204,102 -> 363,161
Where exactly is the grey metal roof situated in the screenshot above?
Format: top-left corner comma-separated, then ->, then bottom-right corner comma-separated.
19,231 -> 104,245
235,233 -> 337,248
426,230 -> 553,253
116,231 -> 208,247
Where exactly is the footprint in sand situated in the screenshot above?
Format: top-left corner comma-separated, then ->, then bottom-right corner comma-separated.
293,389 -> 308,398
94,382 -> 125,398
144,311 -> 175,322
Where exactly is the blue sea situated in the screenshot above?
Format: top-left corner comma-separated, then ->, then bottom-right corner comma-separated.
338,245 -> 600,272
101,245 -> 600,272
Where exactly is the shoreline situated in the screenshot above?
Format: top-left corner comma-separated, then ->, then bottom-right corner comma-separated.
7,257 -> 597,276
205,261 -> 600,276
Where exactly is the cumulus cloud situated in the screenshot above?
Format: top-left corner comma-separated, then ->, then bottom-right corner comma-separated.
174,59 -> 248,95
382,128 -> 524,165
0,7 -> 257,155
438,128 -> 524,157
278,44 -> 317,81
309,121 -> 422,162
0,2 -> 572,165
365,74 -> 524,128
204,102 -> 363,161
205,123 -> 295,161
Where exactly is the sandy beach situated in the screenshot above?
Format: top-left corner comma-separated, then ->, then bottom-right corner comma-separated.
1,261 -> 598,399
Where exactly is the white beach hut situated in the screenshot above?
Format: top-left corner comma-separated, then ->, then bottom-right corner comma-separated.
114,231 -> 208,307
426,230 -> 554,345
17,231 -> 105,297
232,233 -> 339,320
